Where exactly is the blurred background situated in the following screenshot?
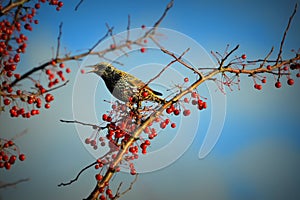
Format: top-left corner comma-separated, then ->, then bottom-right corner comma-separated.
1,0 -> 300,199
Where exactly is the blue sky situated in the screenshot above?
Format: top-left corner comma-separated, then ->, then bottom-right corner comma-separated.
1,0 -> 300,200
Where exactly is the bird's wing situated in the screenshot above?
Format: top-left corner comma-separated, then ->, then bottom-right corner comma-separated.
126,74 -> 163,96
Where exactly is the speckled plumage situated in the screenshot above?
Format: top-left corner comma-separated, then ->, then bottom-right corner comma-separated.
87,62 -> 165,105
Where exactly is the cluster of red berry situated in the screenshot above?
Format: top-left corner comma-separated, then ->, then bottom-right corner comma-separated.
0,1 -> 68,119
0,138 -> 25,170
238,54 -> 300,91
79,75 -> 210,199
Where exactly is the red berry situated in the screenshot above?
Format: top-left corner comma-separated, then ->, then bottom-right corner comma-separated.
106,116 -> 112,122
2,155 -> 9,161
80,69 -> 85,74
287,79 -> 294,86
66,68 -> 71,73
9,155 -> 16,164
275,81 -> 281,88
106,189 -> 112,196
142,91 -> 148,97
14,74 -> 21,79
45,103 -> 51,109
166,107 -> 172,114
24,23 -> 32,31
267,65 -> 272,70
7,87 -> 13,93
191,91 -> 197,98
183,98 -> 189,103
27,97 -> 34,104
14,54 -> 20,62
144,140 -> 151,146
110,44 -> 116,49
256,84 -> 262,90
35,3 -> 41,9
3,98 -> 10,105
59,63 -> 65,68
262,78 -> 267,84
6,71 -> 13,77
102,114 -> 108,121
140,47 -> 146,53
90,140 -> 96,147
183,109 -> 191,116
192,100 -> 197,105
171,123 -> 176,128
45,93 -> 54,102
297,73 -> 300,78
58,1 -> 64,7
130,169 -> 136,175
8,140 -> 14,146
160,122 -> 167,129
174,109 -> 180,115
241,54 -> 247,59
95,174 -> 103,181
19,154 -> 26,161
85,138 -> 90,144
4,162 -> 11,170
184,77 -> 189,82
165,118 -> 170,124
141,25 -> 146,29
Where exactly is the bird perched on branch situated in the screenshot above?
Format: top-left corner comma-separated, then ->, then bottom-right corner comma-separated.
86,62 -> 165,106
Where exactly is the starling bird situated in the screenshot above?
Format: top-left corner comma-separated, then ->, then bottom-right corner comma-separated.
86,62 -> 165,105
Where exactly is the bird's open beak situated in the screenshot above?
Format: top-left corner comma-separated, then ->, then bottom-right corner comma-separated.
85,65 -> 96,74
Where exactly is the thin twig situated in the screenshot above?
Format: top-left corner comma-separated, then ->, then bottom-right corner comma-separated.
120,174 -> 138,196
145,48 -> 190,87
146,0 -> 174,36
220,45 -> 239,68
58,161 -> 97,187
75,0 -> 84,11
111,174 -> 139,200
56,22 -> 63,59
60,119 -> 106,130
0,178 -> 29,189
46,80 -> 69,93
90,26 -> 114,53
276,3 -> 298,65
161,48 -> 203,78
126,15 -> 130,42
260,47 -> 274,68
